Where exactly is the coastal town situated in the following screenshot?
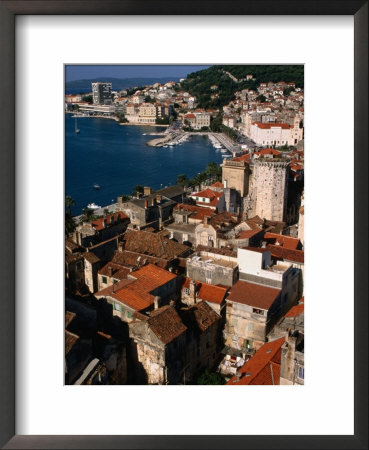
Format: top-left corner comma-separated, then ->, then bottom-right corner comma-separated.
65,65 -> 304,385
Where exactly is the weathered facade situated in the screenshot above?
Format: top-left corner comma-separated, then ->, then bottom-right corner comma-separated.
186,250 -> 238,287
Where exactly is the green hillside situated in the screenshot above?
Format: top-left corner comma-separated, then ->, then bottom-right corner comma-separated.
181,65 -> 304,109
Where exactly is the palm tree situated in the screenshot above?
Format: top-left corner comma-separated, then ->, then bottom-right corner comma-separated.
80,208 -> 94,224
65,195 -> 75,216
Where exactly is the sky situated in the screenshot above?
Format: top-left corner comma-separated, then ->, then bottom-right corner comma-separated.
65,65 -> 211,82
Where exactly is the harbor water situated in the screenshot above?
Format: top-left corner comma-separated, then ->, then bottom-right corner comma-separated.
65,114 -> 225,215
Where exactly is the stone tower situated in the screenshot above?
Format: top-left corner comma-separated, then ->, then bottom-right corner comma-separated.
252,160 -> 289,222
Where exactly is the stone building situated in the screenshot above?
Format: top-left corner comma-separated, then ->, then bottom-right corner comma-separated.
129,305 -> 187,384
117,194 -> 176,230
280,332 -> 304,385
224,280 -> 282,352
65,251 -> 85,294
244,159 -> 289,222
178,301 -> 222,381
73,212 -> 130,248
222,153 -> 251,197
83,252 -> 101,293
186,249 -> 238,287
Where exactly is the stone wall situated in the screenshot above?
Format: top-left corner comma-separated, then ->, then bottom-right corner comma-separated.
253,160 -> 288,222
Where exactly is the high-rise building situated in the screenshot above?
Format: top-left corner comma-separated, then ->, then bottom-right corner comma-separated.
92,82 -> 112,105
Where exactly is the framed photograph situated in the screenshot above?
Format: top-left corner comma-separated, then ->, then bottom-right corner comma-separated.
1,1 -> 367,449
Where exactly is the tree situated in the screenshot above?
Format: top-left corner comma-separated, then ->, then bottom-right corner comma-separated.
197,369 -> 226,385
82,95 -> 93,104
65,195 -> 75,216
65,212 -> 77,236
256,94 -> 267,103
177,174 -> 189,187
80,208 -> 95,224
103,208 -> 109,216
132,185 -> 144,197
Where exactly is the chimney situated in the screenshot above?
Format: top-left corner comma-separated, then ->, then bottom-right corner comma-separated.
103,219 -> 107,228
154,296 -> 160,310
144,186 -> 152,196
108,266 -> 113,277
204,216 -> 210,225
118,242 -> 124,253
189,280 -> 196,303
156,194 -> 162,204
144,199 -> 148,209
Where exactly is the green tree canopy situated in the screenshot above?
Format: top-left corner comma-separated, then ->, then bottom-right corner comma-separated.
197,369 -> 226,385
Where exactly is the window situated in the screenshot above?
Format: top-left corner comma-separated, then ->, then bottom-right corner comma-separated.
126,310 -> 132,319
183,288 -> 190,296
252,308 -> 264,315
102,276 -> 107,284
298,366 -> 304,379
114,302 -> 122,312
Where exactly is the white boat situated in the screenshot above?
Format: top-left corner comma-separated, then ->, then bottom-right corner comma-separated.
75,118 -> 80,134
142,133 -> 147,135
87,203 -> 101,209
221,149 -> 227,153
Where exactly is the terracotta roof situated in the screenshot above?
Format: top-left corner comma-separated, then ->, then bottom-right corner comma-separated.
91,212 -> 129,232
255,148 -> 282,156
122,229 -> 190,260
210,181 -> 224,188
180,301 -> 220,332
195,245 -> 237,257
237,229 -> 263,239
182,278 -> 228,305
112,250 -> 168,270
266,244 -> 304,264
65,330 -> 79,355
227,280 -> 281,310
285,303 -> 304,318
227,337 -> 285,385
83,252 -> 100,264
252,122 -> 291,129
148,305 -> 187,344
174,203 -> 217,221
96,264 -> 177,312
263,232 -> 301,250
98,262 -> 131,280
232,153 -> 251,163
191,188 -> 222,200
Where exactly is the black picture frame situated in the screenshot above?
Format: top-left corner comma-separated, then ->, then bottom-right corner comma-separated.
0,1 -> 367,449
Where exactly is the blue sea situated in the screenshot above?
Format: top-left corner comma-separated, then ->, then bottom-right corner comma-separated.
65,114 -> 224,215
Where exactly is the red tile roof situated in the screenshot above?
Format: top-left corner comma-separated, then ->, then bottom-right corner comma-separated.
91,212 -> 129,232
266,244 -> 304,264
252,122 -> 291,129
210,181 -> 224,188
255,148 -> 282,156
96,264 -> 177,312
147,305 -> 187,344
237,229 -> 263,239
182,278 -> 228,304
227,280 -> 281,310
285,302 -> 304,318
122,229 -> 190,260
232,153 -> 251,163
98,262 -> 131,280
263,232 -> 301,250
174,203 -> 217,221
191,188 -> 222,199
227,337 -> 285,385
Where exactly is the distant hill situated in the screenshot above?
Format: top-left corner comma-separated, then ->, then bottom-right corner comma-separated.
181,65 -> 304,109
65,76 -> 178,91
